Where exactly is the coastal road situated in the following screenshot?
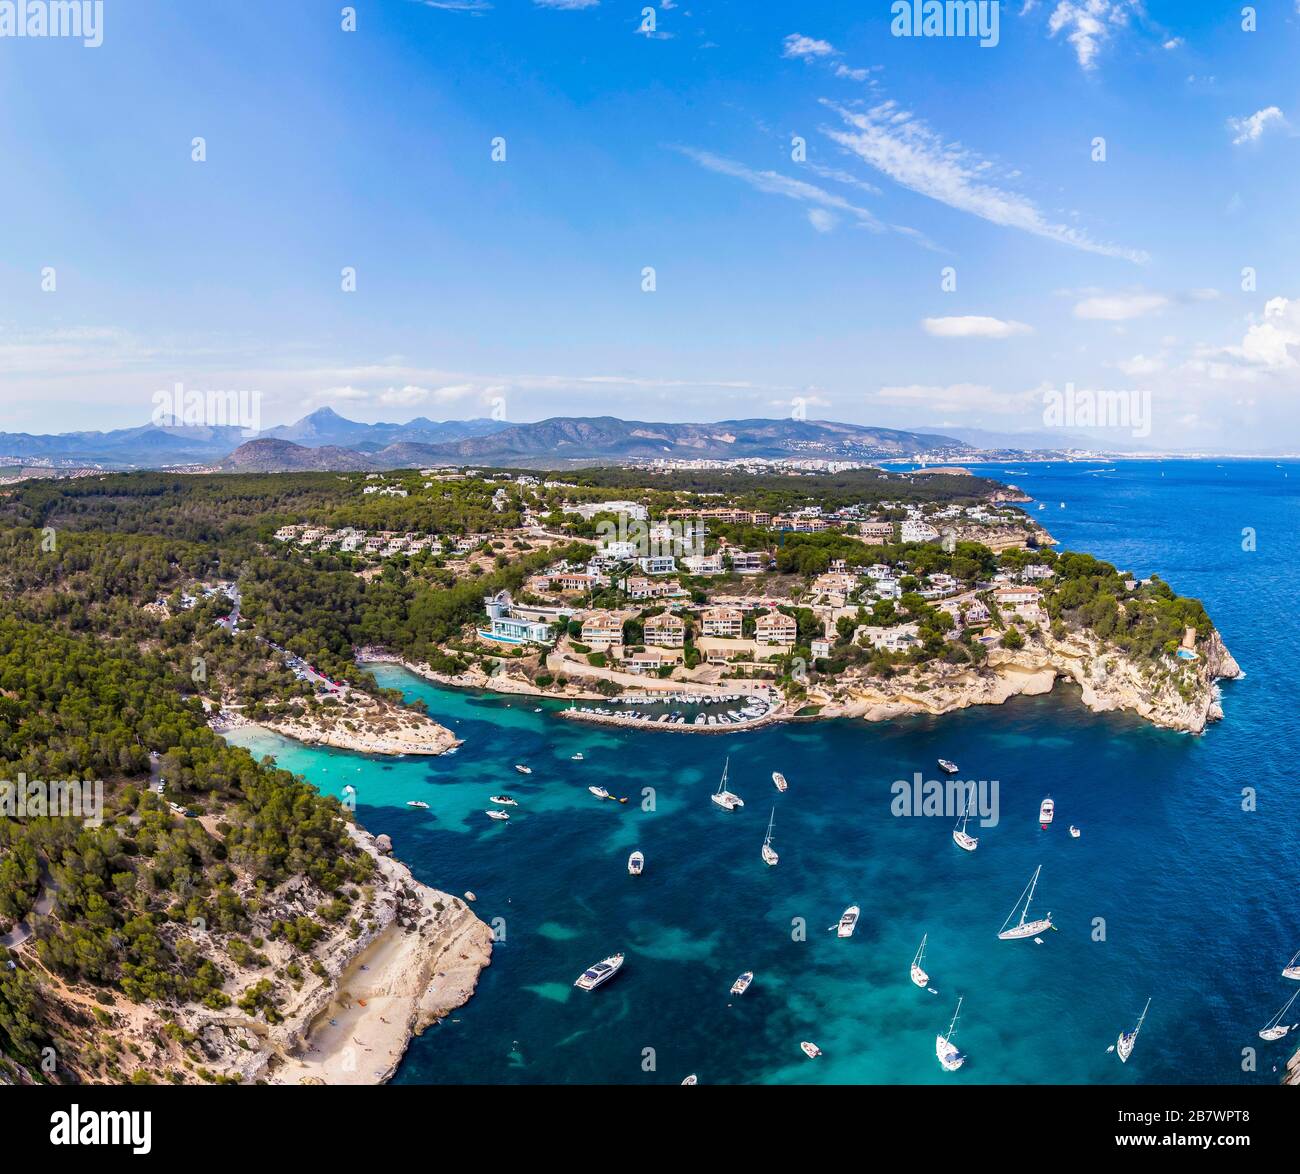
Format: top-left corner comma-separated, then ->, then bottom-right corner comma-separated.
0,869 -> 56,951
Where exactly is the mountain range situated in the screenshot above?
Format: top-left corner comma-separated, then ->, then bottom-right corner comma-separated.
0,408 -> 969,472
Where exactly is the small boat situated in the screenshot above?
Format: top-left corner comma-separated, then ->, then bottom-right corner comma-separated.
1283,949 -> 1300,981
772,771 -> 788,793
406,800 -> 430,809
463,891 -> 477,902
711,757 -> 744,811
937,759 -> 959,774
730,971 -> 754,997
910,934 -> 930,988
936,997 -> 965,1071
761,806 -> 779,866
837,905 -> 860,939
514,764 -> 532,775
1259,988 -> 1300,1040
571,753 -> 584,761
681,1074 -> 698,1085
800,1041 -> 822,1059
489,795 -> 517,806
627,851 -> 644,876
574,953 -> 624,991
485,809 -> 510,821
1039,795 -> 1055,828
952,793 -> 978,852
1116,997 -> 1150,1063
997,866 -> 1053,940
589,785 -> 611,800
1069,825 -> 1081,838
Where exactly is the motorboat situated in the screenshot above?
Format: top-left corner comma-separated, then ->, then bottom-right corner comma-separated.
574,953 -> 624,991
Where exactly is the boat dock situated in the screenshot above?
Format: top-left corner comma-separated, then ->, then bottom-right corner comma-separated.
557,692 -> 783,734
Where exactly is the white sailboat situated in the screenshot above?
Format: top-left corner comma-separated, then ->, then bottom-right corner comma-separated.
761,806 -> 779,866
910,934 -> 929,988
1116,997 -> 1150,1063
936,997 -> 965,1071
952,793 -> 978,852
1283,949 -> 1300,981
997,865 -> 1053,940
1259,988 -> 1300,1041
711,757 -> 744,811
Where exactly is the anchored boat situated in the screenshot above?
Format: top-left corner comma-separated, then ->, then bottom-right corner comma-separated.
837,905 -> 860,939
952,793 -> 978,852
1116,997 -> 1151,1063
1039,795 -> 1055,828
1259,988 -> 1300,1041
514,764 -> 532,775
936,997 -> 965,1071
627,851 -> 644,876
938,758 -> 959,774
1283,949 -> 1300,981
730,971 -> 754,997
574,953 -> 624,991
800,1041 -> 822,1059
772,771 -> 788,793
406,800 -> 430,809
489,795 -> 517,806
910,934 -> 930,988
762,807 -> 779,866
711,757 -> 744,811
997,865 -> 1053,940
485,809 -> 510,821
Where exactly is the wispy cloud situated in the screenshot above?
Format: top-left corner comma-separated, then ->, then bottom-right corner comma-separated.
1228,106 -> 1285,145
534,0 -> 598,8
822,100 -> 1148,263
782,33 -> 835,60
673,145 -> 885,232
922,316 -> 1032,339
1043,1 -> 1139,71
419,0 -> 493,11
1073,292 -> 1168,320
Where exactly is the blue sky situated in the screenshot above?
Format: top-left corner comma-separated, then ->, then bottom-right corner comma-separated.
1,0 -> 1298,450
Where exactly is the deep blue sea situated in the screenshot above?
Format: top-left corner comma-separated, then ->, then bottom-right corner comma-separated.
228,460 -> 1300,1084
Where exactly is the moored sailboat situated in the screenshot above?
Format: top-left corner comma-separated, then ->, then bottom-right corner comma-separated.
1283,949 -> 1300,981
1116,997 -> 1150,1063
936,997 -> 965,1071
910,934 -> 930,988
711,757 -> 744,811
952,793 -> 978,852
1259,988 -> 1300,1041
997,865 -> 1053,940
762,806 -> 779,866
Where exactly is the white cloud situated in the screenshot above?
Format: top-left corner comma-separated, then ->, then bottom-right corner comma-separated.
822,101 -> 1148,263
1225,296 -> 1300,368
922,316 -> 1032,339
420,0 -> 492,10
782,33 -> 835,59
807,208 -> 837,233
534,0 -> 599,8
1073,293 -> 1168,320
1045,1 -> 1138,71
675,145 -> 884,231
1162,37 -> 1182,49
1116,354 -> 1164,376
1228,106 -> 1285,146
834,64 -> 872,81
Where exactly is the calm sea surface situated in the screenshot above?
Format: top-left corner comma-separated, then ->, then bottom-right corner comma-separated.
228,459 -> 1300,1084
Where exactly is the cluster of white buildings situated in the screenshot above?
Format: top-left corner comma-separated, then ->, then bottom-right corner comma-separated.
271,524 -> 484,558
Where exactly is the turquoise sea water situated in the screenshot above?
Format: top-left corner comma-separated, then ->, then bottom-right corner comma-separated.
227,460 -> 1300,1084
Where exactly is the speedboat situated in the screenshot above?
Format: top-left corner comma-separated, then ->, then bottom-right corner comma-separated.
1039,796 -> 1055,828
800,1041 -> 822,1059
489,795 -> 517,806
772,771 -> 788,792
1069,825 -> 1081,838
681,1074 -> 698,1085
571,753 -> 584,761
589,785 -> 611,800
837,905 -> 860,939
406,800 -> 430,809
485,809 -> 510,821
937,759 -> 959,774
514,764 -> 532,775
627,851 -> 644,876
574,953 -> 624,991
729,971 -> 754,997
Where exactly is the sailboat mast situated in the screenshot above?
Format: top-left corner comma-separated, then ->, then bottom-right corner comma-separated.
949,996 -> 962,1038
1021,866 -> 1040,925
